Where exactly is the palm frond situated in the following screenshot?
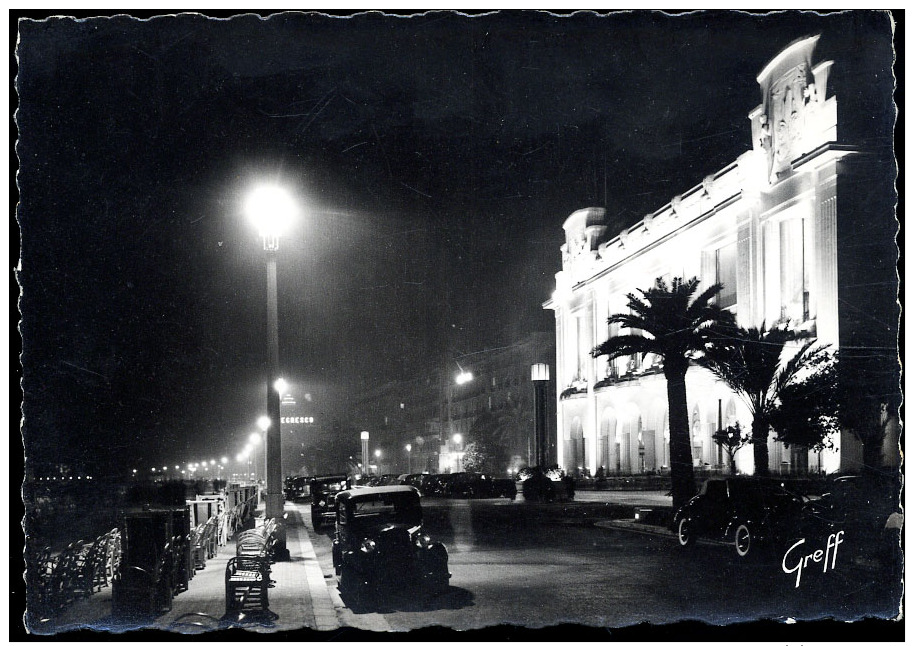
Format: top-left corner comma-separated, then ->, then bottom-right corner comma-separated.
592,334 -> 656,360
771,340 -> 832,398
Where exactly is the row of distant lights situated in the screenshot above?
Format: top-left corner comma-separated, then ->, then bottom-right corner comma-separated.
130,457 -> 231,476
38,476 -> 93,480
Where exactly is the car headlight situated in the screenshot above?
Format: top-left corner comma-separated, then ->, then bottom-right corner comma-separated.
319,500 -> 326,508
360,538 -> 376,554
414,532 -> 432,549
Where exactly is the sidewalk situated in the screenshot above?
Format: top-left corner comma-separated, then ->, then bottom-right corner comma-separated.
153,503 -> 340,633
37,502 -> 339,635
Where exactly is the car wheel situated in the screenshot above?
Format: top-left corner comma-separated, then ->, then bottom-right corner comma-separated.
677,517 -> 696,548
734,523 -> 754,558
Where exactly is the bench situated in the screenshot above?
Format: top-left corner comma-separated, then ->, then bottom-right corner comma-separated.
225,556 -> 270,615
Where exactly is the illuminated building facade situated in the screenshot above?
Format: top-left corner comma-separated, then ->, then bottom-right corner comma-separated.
545,36 -> 897,477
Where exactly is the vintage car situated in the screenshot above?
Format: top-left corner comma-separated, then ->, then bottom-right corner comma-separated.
800,473 -> 902,569
309,475 -> 349,530
284,476 -> 308,501
446,472 -> 517,500
672,477 -> 806,559
332,485 -> 450,601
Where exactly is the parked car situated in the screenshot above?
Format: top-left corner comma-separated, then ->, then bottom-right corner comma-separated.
422,473 -> 455,498
400,473 -> 431,490
309,475 -> 349,530
446,472 -> 517,500
376,474 -> 402,486
801,473 -> 902,568
672,477 -> 806,559
284,476 -> 308,501
332,485 -> 450,602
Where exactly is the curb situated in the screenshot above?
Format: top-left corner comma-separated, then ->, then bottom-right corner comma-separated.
594,519 -> 678,539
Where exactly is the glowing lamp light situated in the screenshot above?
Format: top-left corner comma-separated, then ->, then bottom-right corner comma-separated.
375,449 -> 382,458
221,456 -> 228,464
405,444 -> 412,452
453,433 -> 462,445
455,371 -> 473,385
250,432 -> 262,445
274,377 -> 288,395
257,416 -> 271,431
531,363 -> 550,382
360,431 -> 370,441
245,184 -> 298,242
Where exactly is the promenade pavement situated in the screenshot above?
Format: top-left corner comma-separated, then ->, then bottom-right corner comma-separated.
38,502 -> 339,635
33,490 -> 674,635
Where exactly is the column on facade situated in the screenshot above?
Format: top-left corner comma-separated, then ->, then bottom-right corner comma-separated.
554,311 -> 565,469
586,294 -> 600,476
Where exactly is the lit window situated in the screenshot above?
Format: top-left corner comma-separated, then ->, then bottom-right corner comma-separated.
763,215 -> 810,325
715,242 -> 737,310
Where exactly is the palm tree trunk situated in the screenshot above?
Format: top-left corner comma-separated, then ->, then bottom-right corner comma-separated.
665,365 -> 696,510
752,418 -> 770,476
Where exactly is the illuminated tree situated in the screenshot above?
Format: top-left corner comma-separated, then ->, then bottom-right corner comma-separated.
712,422 -> 750,475
593,277 -> 735,510
700,323 -> 833,476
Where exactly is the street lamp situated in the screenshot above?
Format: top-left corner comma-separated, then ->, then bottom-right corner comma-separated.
360,431 -> 370,477
405,443 -> 412,474
247,183 -> 297,561
531,363 -> 550,468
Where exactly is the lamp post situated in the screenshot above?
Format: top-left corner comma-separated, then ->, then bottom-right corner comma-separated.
360,432 -> 370,477
246,183 -> 297,561
531,363 -> 550,468
405,443 -> 412,474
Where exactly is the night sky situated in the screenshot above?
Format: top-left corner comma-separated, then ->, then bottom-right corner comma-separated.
15,10 -> 895,473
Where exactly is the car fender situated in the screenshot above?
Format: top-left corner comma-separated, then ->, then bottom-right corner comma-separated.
418,542 -> 449,570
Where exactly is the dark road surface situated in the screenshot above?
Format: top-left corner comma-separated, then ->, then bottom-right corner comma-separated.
305,498 -> 901,632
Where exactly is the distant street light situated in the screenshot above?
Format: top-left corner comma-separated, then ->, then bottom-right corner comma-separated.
247,182 -> 298,561
406,443 -> 412,474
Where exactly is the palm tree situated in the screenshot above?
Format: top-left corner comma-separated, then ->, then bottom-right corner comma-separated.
699,323 -> 831,476
592,277 -> 735,511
